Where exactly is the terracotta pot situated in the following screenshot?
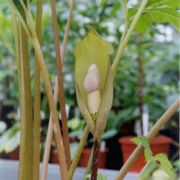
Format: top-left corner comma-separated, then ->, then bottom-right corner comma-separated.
50,147 -> 59,164
118,136 -> 172,172
8,147 -> 19,160
78,148 -> 108,168
51,154 -> 59,164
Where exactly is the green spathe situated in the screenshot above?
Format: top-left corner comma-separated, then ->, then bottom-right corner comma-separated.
75,30 -> 113,104
75,30 -> 114,138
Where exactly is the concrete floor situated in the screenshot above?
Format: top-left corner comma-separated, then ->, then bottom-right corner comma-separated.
0,160 -> 139,180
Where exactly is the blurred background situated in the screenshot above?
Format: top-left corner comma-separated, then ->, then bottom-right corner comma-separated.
0,0 -> 179,174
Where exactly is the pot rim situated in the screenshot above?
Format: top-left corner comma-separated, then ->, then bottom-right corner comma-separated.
118,135 -> 173,145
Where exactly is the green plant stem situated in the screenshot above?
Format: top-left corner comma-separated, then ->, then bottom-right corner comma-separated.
8,0 -> 31,36
41,79 -> 58,180
41,0 -> 74,177
119,0 -> 128,46
138,161 -> 151,180
139,160 -> 159,180
139,161 -> 151,177
61,0 -> 74,64
18,10 -> 34,180
68,126 -> 89,180
111,0 -> 149,78
32,35 -> 68,180
33,0 -> 42,180
115,99 -> 180,180
11,2 -> 68,177
13,3 -> 69,176
50,0 -> 71,168
11,10 -> 21,101
137,51 -> 144,135
12,2 -> 69,179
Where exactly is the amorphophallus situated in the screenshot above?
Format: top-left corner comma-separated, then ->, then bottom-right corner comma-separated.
75,30 -> 114,140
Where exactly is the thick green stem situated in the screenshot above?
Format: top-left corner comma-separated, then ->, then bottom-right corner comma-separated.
115,99 -> 180,180
111,0 -> 149,78
18,14 -> 34,180
33,0 -> 42,180
68,126 -> 89,180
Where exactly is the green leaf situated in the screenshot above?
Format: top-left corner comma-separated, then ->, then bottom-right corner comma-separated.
128,8 -> 151,33
0,132 -> 9,153
101,129 -> 118,140
146,7 -> 180,31
75,30 -> 113,105
68,118 -> 83,131
128,8 -> 137,19
4,132 -> 20,153
131,136 -> 152,161
129,3 -> 180,32
147,0 -> 179,8
134,13 -> 151,33
173,160 -> 180,172
139,160 -> 159,180
109,2 -> 121,18
100,0 -> 106,6
11,0 -> 26,19
0,121 -> 7,134
154,153 -> 174,177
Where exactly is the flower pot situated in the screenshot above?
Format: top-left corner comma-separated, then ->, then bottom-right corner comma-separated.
78,148 -> 108,168
51,153 -> 59,164
118,136 -> 172,172
8,147 -> 19,160
50,146 -> 59,164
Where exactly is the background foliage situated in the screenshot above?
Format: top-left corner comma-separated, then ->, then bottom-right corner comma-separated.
0,0 -> 179,143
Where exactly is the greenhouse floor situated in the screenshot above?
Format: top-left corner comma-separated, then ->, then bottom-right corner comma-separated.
0,159 -> 138,180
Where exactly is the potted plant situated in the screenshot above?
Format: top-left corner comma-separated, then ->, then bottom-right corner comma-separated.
118,32 -> 178,172
2,0 -> 179,180
119,136 -> 173,172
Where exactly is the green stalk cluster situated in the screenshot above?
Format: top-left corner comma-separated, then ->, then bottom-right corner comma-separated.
8,0 -> 177,180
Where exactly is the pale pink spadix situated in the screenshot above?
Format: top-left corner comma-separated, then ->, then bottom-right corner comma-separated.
84,64 -> 100,93
84,64 -> 101,114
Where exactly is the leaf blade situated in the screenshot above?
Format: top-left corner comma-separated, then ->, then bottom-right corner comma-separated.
154,153 -> 174,177
131,136 -> 152,161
